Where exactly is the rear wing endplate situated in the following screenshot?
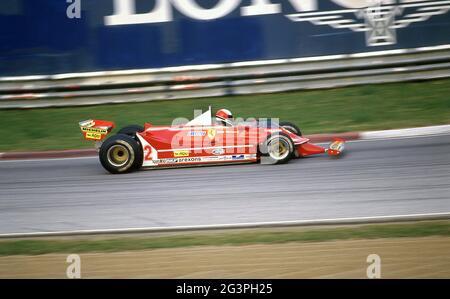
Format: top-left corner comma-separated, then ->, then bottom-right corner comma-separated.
79,119 -> 115,141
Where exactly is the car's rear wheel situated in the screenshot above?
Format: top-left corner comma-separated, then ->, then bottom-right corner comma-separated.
99,134 -> 143,174
279,121 -> 302,136
259,133 -> 294,164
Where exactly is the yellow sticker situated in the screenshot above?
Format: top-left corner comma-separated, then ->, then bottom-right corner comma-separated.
174,150 -> 189,157
86,132 -> 102,140
207,128 -> 216,140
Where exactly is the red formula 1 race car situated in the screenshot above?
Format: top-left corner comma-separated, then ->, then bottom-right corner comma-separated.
79,108 -> 345,174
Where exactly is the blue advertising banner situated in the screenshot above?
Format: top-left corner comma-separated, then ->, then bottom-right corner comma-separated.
1,0 -> 450,76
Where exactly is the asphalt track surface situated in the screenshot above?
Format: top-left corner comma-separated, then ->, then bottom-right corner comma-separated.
0,135 -> 449,235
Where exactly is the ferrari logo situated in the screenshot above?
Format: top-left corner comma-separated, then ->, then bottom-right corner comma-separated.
207,129 -> 216,140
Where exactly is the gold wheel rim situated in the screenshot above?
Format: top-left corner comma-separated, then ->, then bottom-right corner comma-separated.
107,145 -> 129,167
269,139 -> 289,159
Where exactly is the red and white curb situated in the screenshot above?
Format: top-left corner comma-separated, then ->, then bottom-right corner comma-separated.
1,124 -> 449,161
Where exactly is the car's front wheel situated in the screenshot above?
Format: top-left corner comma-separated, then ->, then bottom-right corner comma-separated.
259,133 -> 295,164
99,134 -> 143,174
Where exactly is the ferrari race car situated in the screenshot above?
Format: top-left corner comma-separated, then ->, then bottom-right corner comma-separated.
79,108 -> 345,174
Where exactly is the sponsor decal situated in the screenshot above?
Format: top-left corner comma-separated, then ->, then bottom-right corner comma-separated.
207,128 -> 216,140
174,150 -> 189,157
106,1 -> 450,47
229,154 -> 257,161
178,157 -> 201,163
154,157 -> 202,164
232,154 -> 245,160
151,154 -> 258,165
212,148 -> 225,155
204,156 -> 222,161
85,132 -> 102,140
187,131 -> 206,137
81,127 -> 108,134
153,158 -> 177,164
287,1 -> 450,47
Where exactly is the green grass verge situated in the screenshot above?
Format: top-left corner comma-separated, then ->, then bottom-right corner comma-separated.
1,221 -> 449,256
1,79 -> 450,151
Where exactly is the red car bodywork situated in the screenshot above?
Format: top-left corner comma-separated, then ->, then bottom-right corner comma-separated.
135,123 -> 336,167
79,111 -> 344,169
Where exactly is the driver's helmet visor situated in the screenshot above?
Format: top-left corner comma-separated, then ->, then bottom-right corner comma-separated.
217,116 -> 234,126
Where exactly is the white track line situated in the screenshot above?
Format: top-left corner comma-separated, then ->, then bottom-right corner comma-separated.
1,212 -> 449,239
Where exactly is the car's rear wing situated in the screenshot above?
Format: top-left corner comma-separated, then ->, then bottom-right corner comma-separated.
79,119 -> 115,141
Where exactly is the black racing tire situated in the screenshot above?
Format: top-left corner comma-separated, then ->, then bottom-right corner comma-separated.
117,125 -> 144,137
99,134 -> 143,174
259,132 -> 295,165
279,121 -> 302,136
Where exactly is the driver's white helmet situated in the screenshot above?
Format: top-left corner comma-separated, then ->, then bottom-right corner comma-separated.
215,109 -> 233,126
